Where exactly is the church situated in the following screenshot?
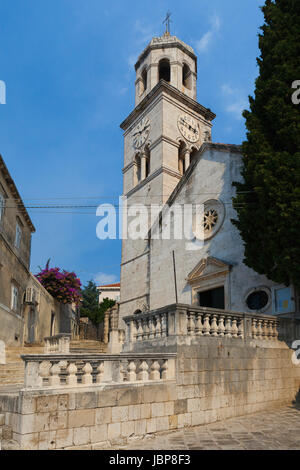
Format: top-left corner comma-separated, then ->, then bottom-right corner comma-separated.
118,30 -> 297,330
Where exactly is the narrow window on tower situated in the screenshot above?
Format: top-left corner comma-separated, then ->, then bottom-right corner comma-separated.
140,68 -> 147,95
178,141 -> 186,175
145,145 -> 150,178
182,63 -> 192,90
135,154 -> 141,185
158,59 -> 170,83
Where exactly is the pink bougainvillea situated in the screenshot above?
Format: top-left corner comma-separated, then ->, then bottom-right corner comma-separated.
36,267 -> 82,305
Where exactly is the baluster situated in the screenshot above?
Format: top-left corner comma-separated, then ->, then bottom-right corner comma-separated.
161,313 -> 167,337
96,362 -> 104,384
133,320 -> 138,342
195,313 -> 203,336
155,315 -> 162,338
82,362 -> 93,385
274,321 -> 279,341
150,360 -> 160,380
119,362 -> 126,382
263,320 -> 269,340
203,314 -> 211,336
237,318 -> 244,339
232,318 -> 238,338
66,362 -> 78,386
252,318 -> 257,339
267,320 -> 273,340
138,360 -> 149,381
129,319 -> 136,343
267,321 -> 273,340
257,319 -> 263,339
49,362 -> 61,386
261,320 -> 267,340
143,319 -> 150,340
137,320 -> 143,341
225,316 -> 232,337
218,315 -> 225,337
127,360 -> 137,381
149,317 -> 155,339
211,314 -> 218,336
188,312 -> 195,336
161,360 -> 169,380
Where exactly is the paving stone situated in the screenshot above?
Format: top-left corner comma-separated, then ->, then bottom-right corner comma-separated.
110,406 -> 300,450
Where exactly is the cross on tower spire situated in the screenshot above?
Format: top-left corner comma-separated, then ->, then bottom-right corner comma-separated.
163,11 -> 172,36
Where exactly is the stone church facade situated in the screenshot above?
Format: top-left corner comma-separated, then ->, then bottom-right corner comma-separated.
119,32 -> 297,326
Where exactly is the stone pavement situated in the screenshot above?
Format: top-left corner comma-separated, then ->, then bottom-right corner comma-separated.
115,406 -> 300,450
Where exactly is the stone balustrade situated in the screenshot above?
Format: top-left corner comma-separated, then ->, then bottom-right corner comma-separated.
123,304 -> 283,348
44,334 -> 71,354
21,353 -> 176,389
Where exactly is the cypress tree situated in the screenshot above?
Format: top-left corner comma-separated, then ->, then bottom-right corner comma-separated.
232,0 -> 300,290
80,280 -> 102,324
80,280 -> 115,324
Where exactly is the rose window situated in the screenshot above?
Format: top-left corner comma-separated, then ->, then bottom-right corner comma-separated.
204,209 -> 218,232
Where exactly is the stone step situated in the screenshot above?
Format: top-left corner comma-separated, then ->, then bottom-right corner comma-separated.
5,347 -> 44,363
70,349 -> 107,354
70,340 -> 106,347
0,367 -> 24,375
0,363 -> 24,371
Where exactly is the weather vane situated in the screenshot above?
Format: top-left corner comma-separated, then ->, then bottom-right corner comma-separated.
163,11 -> 172,35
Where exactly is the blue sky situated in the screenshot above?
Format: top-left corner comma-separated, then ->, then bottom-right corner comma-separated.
0,0 -> 265,287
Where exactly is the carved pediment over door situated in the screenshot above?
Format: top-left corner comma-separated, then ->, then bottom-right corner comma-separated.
187,256 -> 232,285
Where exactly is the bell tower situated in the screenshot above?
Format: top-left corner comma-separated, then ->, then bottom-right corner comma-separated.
134,33 -> 198,106
120,32 -> 216,205
119,31 -> 216,320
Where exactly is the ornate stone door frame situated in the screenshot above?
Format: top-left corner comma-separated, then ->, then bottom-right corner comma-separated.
187,256 -> 232,309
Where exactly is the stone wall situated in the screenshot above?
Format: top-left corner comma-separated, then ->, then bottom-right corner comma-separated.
1,336 -> 300,450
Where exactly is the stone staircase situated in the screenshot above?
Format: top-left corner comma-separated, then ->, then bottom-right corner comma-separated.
0,345 -> 44,386
70,339 -> 107,354
0,340 -> 107,387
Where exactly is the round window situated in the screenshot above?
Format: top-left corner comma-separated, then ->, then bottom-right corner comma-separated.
246,290 -> 269,310
202,199 -> 225,241
204,209 -> 218,232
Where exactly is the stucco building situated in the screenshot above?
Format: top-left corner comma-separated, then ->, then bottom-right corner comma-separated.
0,154 -> 78,346
0,155 -> 36,345
119,32 -> 298,326
97,282 -> 120,303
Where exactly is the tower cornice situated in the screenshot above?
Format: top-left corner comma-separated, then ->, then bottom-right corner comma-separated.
135,35 -> 197,71
120,80 -> 216,131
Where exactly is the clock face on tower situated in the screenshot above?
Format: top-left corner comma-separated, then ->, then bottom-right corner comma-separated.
132,117 -> 151,149
177,114 -> 200,143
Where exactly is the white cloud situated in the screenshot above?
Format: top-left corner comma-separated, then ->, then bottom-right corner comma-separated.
119,87 -> 128,96
195,15 -> 221,53
94,272 -> 118,286
221,83 -> 248,120
221,84 -> 234,95
126,19 -> 157,71
226,100 -> 248,120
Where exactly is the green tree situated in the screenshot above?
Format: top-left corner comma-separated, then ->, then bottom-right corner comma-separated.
232,0 -> 300,290
80,280 -> 115,324
98,297 -> 116,324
